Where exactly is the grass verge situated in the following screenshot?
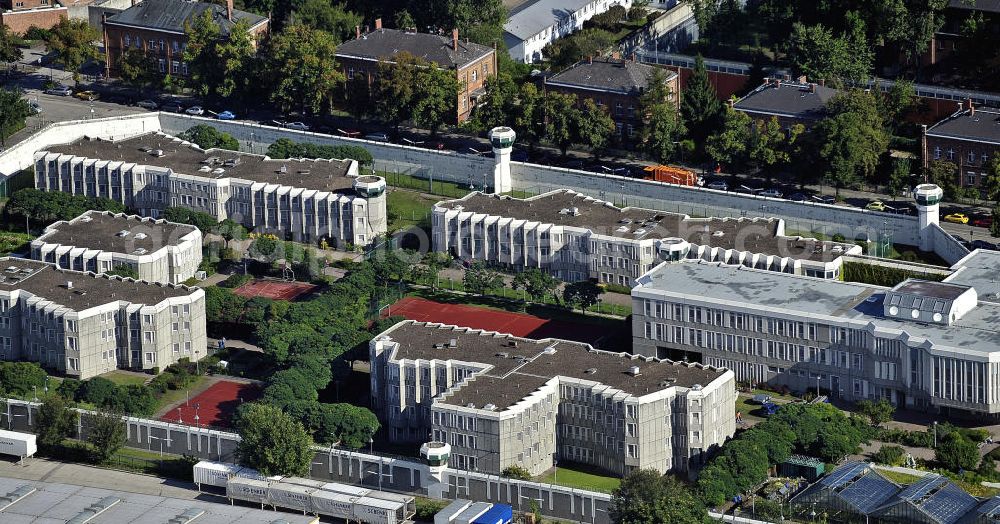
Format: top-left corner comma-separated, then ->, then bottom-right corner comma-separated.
536,463 -> 621,493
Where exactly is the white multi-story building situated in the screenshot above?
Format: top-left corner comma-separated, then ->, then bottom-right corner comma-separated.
0,257 -> 206,379
631,248 -> 1000,417
31,210 -> 202,285
370,320 -> 735,477
433,189 -> 860,287
503,0 -> 633,64
34,133 -> 387,247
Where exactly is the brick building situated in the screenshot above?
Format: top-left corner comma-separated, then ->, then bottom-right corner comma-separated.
923,0 -> 1000,67
102,0 -> 268,79
544,57 -> 679,145
334,22 -> 496,124
1,0 -> 66,34
923,100 -> 1000,190
733,78 -> 839,129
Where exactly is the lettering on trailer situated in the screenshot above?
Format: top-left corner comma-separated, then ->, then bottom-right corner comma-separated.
365,507 -> 388,515
236,486 -> 267,496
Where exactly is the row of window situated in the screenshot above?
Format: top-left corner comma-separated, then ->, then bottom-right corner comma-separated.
932,146 -> 991,166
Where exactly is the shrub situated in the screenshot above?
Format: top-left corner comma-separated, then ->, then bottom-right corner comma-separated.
871,445 -> 905,466
501,465 -> 532,480
220,273 -> 252,289
0,361 -> 47,397
178,125 -> 239,151
415,498 -> 449,520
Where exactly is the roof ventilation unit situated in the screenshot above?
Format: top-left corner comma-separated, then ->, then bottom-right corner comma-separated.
133,233 -> 147,240
628,366 -> 640,376
117,230 -> 130,237
484,403 -> 496,411
585,368 -> 597,374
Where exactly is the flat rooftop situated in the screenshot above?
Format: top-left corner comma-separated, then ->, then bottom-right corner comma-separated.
0,475 -> 317,524
635,260 -> 1000,355
436,190 -> 853,262
46,133 -> 358,193
36,210 -> 197,255
0,258 -> 195,310
945,249 -> 1000,304
380,321 -> 725,411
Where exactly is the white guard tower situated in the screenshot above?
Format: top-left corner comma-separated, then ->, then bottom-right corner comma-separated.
488,127 -> 516,194
913,183 -> 943,252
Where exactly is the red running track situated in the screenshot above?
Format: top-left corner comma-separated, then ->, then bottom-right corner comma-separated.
159,380 -> 261,429
385,297 -> 606,345
233,279 -> 317,301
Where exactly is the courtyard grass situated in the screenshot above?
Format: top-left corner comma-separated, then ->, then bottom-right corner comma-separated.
98,370 -> 149,387
387,189 -> 436,233
153,375 -> 210,412
536,463 -> 621,493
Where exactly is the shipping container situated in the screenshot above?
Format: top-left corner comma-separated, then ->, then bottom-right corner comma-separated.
193,461 -> 240,489
226,477 -> 270,505
310,489 -> 358,521
321,481 -> 416,519
435,499 -> 472,524
353,495 -> 404,524
321,481 -> 371,497
267,482 -> 315,514
473,504 -> 513,524
454,501 -> 492,524
642,165 -> 699,186
0,430 -> 36,459
282,477 -> 328,490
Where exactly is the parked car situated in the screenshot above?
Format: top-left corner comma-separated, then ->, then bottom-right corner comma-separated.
363,132 -> 389,142
788,192 -> 809,202
944,212 -> 970,224
759,188 -> 784,198
285,121 -> 310,131
216,110 -> 236,120
706,180 -> 728,191
972,216 -> 993,228
136,99 -> 158,110
185,106 -> 205,115
734,185 -> 762,194
74,90 -> 99,101
865,200 -> 887,212
972,240 -> 998,251
28,101 -> 42,114
814,195 -> 836,205
44,85 -> 72,96
161,102 -> 184,113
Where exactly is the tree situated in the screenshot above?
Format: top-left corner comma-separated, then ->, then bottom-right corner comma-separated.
0,361 -> 47,397
394,9 -> 416,30
0,25 -> 24,67
513,83 -> 545,149
857,399 -> 895,428
992,206 -> 1000,239
4,189 -> 124,227
747,116 -> 796,174
0,88 -> 31,148
705,107 -> 751,171
266,24 -> 344,114
412,64 -> 461,135
500,465 -> 532,479
563,280 -> 603,312
879,80 -> 916,132
106,265 -> 139,279
87,410 -> 126,463
936,432 -> 979,472
36,395 -> 77,449
162,206 -> 219,232
264,368 -> 320,407
785,22 -> 871,84
689,0 -> 718,43
888,157 -> 912,200
294,0 -> 361,43
543,29 -> 616,71
45,18 -> 100,84
342,75 -> 371,123
575,98 -> 615,156
177,124 -> 239,151
422,252 -> 451,289
118,48 -> 158,95
924,160 -> 959,199
214,19 -> 256,101
512,268 -> 559,303
249,235 -> 280,261
373,53 -> 420,136
984,157 -> 1000,205
680,55 -> 723,147
310,403 -> 379,448
441,0 -> 507,45
871,444 -> 906,466
215,219 -> 247,248
469,72 -> 518,132
639,68 -> 685,163
235,403 -> 314,476
79,377 -> 119,407
543,91 -> 580,156
183,10 -> 222,99
815,90 -> 889,197
610,469 -> 708,524
463,262 -> 503,295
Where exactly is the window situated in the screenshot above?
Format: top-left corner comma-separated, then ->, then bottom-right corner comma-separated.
124,35 -> 131,48
158,59 -> 165,73
966,172 -> 976,186
145,352 -> 155,363
471,70 -> 477,83
947,149 -> 955,160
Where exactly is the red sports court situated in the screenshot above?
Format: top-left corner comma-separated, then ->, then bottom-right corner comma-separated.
159,380 -> 261,429
384,296 -> 608,345
233,279 -> 317,301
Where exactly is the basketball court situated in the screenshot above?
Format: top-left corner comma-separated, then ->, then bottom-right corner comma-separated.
233,279 -> 317,301
158,380 -> 261,429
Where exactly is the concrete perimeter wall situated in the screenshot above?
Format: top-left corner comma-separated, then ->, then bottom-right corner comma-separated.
1,398 -> 612,523
928,223 -> 971,264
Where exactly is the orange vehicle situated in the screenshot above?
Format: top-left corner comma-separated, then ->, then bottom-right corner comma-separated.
642,165 -> 700,186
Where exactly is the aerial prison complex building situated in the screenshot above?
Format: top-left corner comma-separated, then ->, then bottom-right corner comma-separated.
0,258 -> 205,379
432,189 -> 861,288
631,248 -> 1000,418
34,133 -> 387,247
31,210 -> 202,285
370,320 -> 735,477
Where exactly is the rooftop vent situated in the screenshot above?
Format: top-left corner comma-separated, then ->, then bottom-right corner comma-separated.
66,496 -> 121,524
483,403 -> 496,411
80,216 -> 93,222
713,230 -> 725,237
133,248 -> 147,255
692,384 -> 703,391
133,233 -> 147,240
198,166 -> 212,172
507,340 -> 518,347
150,149 -> 164,157
616,226 -> 630,233
543,346 -> 556,355
448,338 -> 457,348
495,352 -> 509,358
280,164 -> 287,174
212,168 -> 225,175
628,366 -> 640,376
433,343 -> 446,349
66,280 -> 73,289
167,508 -> 206,524
466,403 -> 475,408
585,367 -> 598,374
117,230 -> 130,237
223,158 -> 240,167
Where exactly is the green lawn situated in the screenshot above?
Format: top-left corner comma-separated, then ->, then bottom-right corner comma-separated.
878,469 -> 923,485
387,189 -> 436,233
154,375 -> 209,412
735,397 -> 765,421
537,464 -> 621,493
98,370 -> 149,387
379,171 -> 470,198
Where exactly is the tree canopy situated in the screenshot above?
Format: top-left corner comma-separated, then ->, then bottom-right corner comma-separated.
5,189 -> 125,228
45,18 -> 100,84
0,88 -> 31,148
266,23 -> 344,114
611,469 -> 709,524
236,403 -> 314,476
177,124 -> 240,151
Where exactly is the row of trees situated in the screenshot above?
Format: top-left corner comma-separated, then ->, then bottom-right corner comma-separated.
4,188 -> 126,230
266,138 -> 373,166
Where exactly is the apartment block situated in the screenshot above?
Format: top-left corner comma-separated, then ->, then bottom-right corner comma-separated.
0,257 -> 206,379
922,101 -> 999,190
370,320 -> 735,477
432,189 -> 860,287
504,0 -> 633,64
631,249 -> 1000,417
35,133 -> 387,247
31,210 -> 202,284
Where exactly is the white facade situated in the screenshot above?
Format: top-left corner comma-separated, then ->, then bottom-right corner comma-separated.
31,211 -> 202,285
503,0 -> 633,64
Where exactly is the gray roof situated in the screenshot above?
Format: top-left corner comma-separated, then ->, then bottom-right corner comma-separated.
949,0 -> 1000,12
504,0 -> 591,41
436,190 -> 855,262
379,321 -> 725,411
0,476 -> 316,524
734,80 -> 839,120
105,0 -> 267,35
944,249 -> 1000,304
0,257 -> 196,311
47,134 -> 359,194
335,28 -> 493,70
35,211 -> 197,255
634,260 -> 1000,355
925,108 -> 1000,145
546,58 -> 675,95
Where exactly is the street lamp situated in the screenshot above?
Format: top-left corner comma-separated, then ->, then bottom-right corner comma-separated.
149,434 -> 171,457
816,376 -> 821,398
933,421 -> 938,448
176,407 -> 183,425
